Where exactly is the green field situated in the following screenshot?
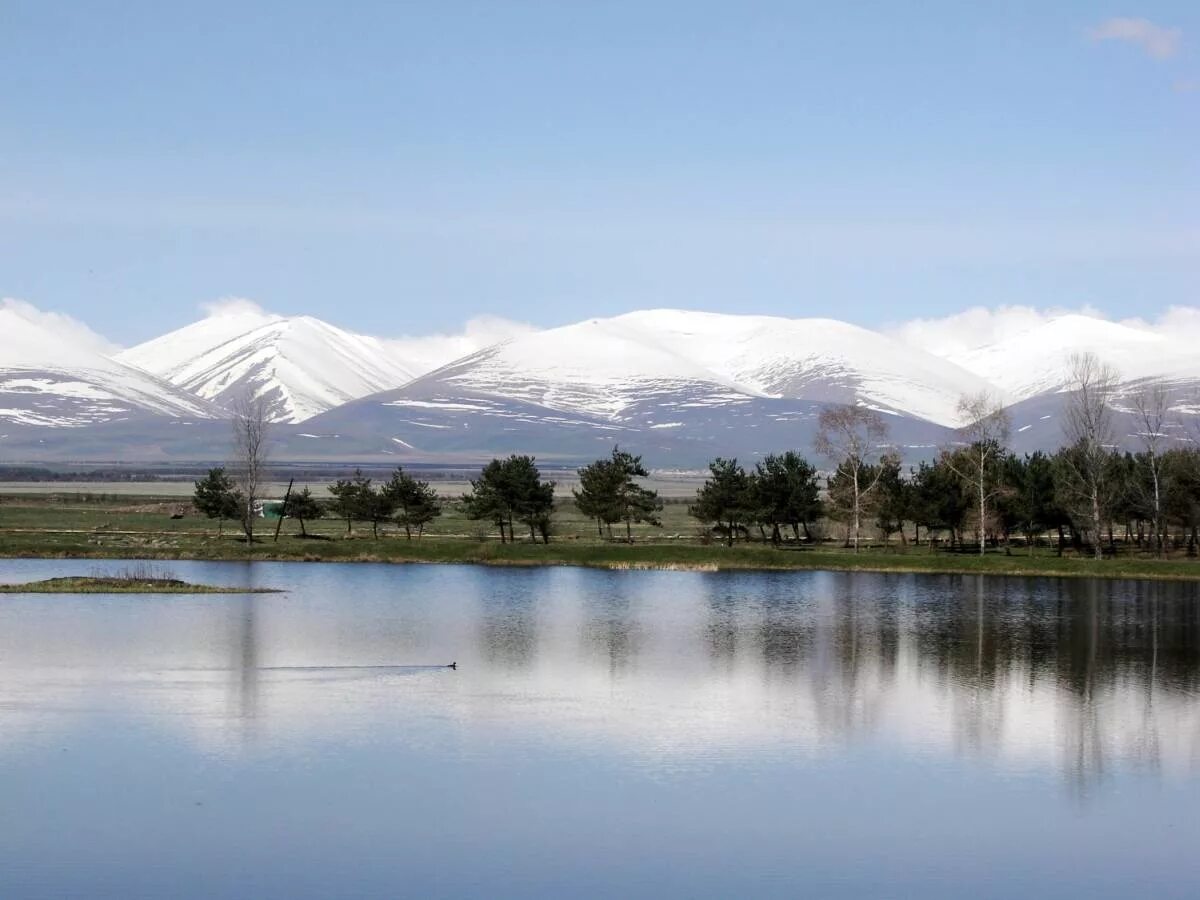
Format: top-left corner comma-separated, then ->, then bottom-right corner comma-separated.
2,489 -> 1200,582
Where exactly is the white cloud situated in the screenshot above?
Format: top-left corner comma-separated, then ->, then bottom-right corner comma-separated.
1088,17 -> 1182,60
1125,305 -> 1200,341
199,296 -> 274,320
889,304 -> 1200,359
0,297 -> 120,355
886,305 -> 1101,358
384,315 -> 537,374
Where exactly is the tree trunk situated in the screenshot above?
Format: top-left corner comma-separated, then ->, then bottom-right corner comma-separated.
1152,462 -> 1163,557
404,522 -> 412,540
1091,486 -> 1103,561
299,518 -> 307,537
626,518 -> 632,544
978,448 -> 986,557
852,472 -> 861,554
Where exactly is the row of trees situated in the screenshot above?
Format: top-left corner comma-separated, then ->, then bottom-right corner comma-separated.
686,441 -> 1200,557
194,465 -> 443,540
193,450 -> 664,546
327,468 -> 444,538
689,452 -> 821,546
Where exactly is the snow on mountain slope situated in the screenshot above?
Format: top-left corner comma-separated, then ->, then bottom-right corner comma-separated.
613,310 -> 996,425
0,303 -> 216,428
119,312 -> 420,423
392,309 -> 992,428
949,314 -> 1195,399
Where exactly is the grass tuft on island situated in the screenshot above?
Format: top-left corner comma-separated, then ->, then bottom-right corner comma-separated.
0,563 -> 280,594
0,576 -> 281,594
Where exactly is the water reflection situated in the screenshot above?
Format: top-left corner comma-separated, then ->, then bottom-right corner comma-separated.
0,562 -> 1196,789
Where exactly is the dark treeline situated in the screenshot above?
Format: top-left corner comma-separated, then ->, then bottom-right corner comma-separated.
685,444 -> 1200,557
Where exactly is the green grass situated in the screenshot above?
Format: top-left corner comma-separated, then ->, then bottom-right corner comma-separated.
2,491 -> 1200,582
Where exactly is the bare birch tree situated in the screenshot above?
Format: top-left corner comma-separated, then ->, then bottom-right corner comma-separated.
1060,352 -> 1119,560
945,391 -> 1011,556
1131,382 -> 1171,556
814,405 -> 889,553
231,393 -> 271,543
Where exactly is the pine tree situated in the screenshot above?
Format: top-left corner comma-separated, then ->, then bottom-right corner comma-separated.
690,458 -> 750,546
193,467 -> 242,536
610,448 -> 661,543
574,455 -> 624,539
327,476 -> 360,534
463,455 -> 556,543
281,487 -> 323,537
383,467 -> 443,539
749,451 -> 822,545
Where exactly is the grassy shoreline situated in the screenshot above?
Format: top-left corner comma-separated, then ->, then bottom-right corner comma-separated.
3,535 -> 1200,582
3,492 -> 1200,584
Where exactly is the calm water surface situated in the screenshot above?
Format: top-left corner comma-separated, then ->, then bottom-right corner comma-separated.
1,560 -> 1198,898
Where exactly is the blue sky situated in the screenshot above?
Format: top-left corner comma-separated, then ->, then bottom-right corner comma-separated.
1,1 -> 1196,345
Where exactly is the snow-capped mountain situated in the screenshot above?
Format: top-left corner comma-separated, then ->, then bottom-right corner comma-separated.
9,299 -> 1200,465
286,310 -> 992,464
118,309 -> 420,423
949,314 -> 1194,400
389,309 -> 994,426
0,302 -> 217,430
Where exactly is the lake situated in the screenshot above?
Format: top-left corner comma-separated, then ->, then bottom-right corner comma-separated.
1,560 -> 1198,898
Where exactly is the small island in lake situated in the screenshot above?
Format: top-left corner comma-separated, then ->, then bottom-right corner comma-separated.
0,567 -> 281,594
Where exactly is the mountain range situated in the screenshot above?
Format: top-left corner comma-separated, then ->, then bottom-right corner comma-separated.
2,301 -> 1197,467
